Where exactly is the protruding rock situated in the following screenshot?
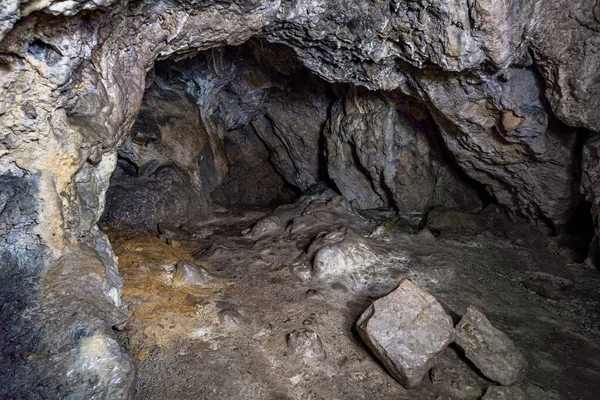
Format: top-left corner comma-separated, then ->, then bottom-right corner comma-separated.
245,216 -> 283,239
286,328 -> 326,363
325,89 -> 481,214
455,306 -> 527,385
482,386 -> 528,400
173,260 -> 210,287
356,279 -> 455,389
311,230 -> 381,291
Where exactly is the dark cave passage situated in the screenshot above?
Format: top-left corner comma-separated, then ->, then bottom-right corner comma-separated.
101,42 -> 494,236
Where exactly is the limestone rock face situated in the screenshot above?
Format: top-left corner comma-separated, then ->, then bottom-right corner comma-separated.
0,0 -> 599,397
102,74 -> 210,230
417,68 -> 581,227
252,73 -> 332,191
325,88 -> 482,214
356,279 -> 455,389
264,0 -> 600,132
455,306 -> 528,386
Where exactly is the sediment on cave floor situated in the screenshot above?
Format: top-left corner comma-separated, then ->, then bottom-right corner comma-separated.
91,43 -> 600,399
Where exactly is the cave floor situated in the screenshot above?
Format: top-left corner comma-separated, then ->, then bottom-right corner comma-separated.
104,195 -> 600,400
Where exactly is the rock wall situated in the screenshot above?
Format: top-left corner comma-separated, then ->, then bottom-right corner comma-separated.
325,87 -> 482,216
0,0 -> 599,397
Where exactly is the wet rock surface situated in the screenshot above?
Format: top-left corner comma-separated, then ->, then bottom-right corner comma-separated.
455,306 -> 528,386
356,279 -> 455,389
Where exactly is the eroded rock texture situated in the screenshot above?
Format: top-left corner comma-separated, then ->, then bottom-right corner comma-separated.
418,68 -> 582,227
0,0 -> 599,397
326,87 -> 482,215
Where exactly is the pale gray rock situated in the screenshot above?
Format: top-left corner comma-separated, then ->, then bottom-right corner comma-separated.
482,386 -> 528,400
245,216 -> 284,240
310,229 -> 382,291
173,260 -> 210,287
356,279 -> 455,389
455,306 -> 528,386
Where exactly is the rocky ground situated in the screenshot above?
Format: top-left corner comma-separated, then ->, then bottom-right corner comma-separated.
101,193 -> 600,400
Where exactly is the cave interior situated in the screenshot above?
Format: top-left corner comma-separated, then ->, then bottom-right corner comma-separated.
97,42 -> 599,399
1,3 -> 600,400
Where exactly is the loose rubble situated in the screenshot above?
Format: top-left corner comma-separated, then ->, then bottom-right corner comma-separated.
172,260 -> 210,287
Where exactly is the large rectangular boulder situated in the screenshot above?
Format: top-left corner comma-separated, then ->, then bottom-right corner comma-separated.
356,279 -> 455,389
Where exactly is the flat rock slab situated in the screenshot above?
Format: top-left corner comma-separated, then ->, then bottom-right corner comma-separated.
455,306 -> 528,385
356,279 -> 455,389
482,386 -> 528,400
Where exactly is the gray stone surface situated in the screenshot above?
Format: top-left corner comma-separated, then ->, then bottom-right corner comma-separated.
418,68 -> 581,227
173,260 -> 210,287
356,279 -> 455,389
326,88 -> 482,214
482,386 -> 528,400
1,0 -> 599,397
455,306 -> 528,385
581,133 -> 600,266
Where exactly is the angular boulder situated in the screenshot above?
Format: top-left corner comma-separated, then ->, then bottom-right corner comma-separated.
455,306 -> 527,385
356,279 -> 455,389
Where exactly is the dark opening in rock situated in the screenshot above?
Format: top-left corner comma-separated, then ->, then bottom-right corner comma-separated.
3,5 -> 600,399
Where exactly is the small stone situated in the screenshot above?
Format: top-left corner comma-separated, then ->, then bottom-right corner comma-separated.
356,279 -> 455,389
218,309 -> 245,326
173,260 -> 210,287
501,110 -> 525,131
245,216 -> 283,239
289,260 -> 312,282
21,101 -> 37,119
425,207 -> 483,235
166,238 -> 181,248
286,328 -> 326,363
455,306 -> 527,385
522,279 -> 567,300
430,366 -> 444,385
304,289 -> 325,299
311,229 -> 381,291
482,386 -> 528,400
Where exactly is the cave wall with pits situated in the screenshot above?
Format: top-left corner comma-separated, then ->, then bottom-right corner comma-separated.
1,0 -> 600,397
